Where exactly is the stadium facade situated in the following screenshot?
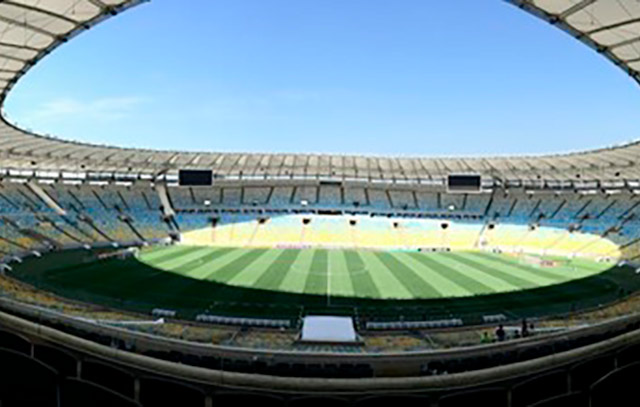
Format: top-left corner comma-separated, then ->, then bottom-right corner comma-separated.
1,1 -> 640,406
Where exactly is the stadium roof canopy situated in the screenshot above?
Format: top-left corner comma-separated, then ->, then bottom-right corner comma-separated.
0,0 -> 640,185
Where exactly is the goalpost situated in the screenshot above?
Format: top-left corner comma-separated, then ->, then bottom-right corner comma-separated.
512,252 -> 574,268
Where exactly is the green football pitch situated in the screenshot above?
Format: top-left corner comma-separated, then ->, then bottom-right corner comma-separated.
9,246 -> 640,323
140,246 -> 608,299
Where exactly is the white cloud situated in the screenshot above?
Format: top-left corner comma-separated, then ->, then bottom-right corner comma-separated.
22,96 -> 147,123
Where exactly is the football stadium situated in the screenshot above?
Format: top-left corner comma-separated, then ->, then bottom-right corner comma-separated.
1,0 -> 640,406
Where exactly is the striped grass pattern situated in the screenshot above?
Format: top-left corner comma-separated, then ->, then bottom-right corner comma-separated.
138,246 -> 608,300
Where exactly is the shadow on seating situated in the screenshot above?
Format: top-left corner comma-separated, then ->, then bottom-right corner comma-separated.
615,343 -> 640,367
438,387 -> 508,407
511,370 -> 568,407
354,394 -> 431,407
34,344 -> 78,377
213,392 -> 284,407
61,377 -> 141,407
569,354 -> 615,392
289,396 -> 351,407
81,359 -> 136,399
529,392 -> 588,407
590,361 -> 640,407
0,348 -> 58,407
0,330 -> 31,355
139,376 -> 206,407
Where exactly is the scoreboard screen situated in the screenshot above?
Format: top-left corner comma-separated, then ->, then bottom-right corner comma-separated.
448,174 -> 481,192
178,170 -> 212,186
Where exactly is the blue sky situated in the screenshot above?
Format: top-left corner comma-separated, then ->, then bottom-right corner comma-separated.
5,0 -> 640,156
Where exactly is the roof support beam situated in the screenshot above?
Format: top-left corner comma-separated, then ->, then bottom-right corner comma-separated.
558,0 -> 596,19
86,0 -> 110,10
0,15 -> 59,39
0,41 -> 39,52
609,35 -> 640,50
5,138 -> 55,153
586,17 -> 640,35
0,53 -> 27,64
1,1 -> 80,26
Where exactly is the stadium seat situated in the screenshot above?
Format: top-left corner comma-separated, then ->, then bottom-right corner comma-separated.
511,370 -> 568,407
139,376 -> 206,407
0,348 -> 58,407
0,329 -> 32,355
590,361 -> 640,407
438,387 -> 508,407
212,392 -> 284,407
614,342 -> 640,367
528,391 -> 588,407
288,396 -> 351,407
354,394 -> 430,407
568,354 -> 615,392
81,359 -> 136,399
60,377 -> 141,407
33,344 -> 78,377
